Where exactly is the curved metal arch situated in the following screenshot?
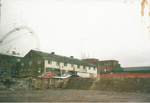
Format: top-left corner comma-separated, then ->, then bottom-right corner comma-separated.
0,26 -> 41,50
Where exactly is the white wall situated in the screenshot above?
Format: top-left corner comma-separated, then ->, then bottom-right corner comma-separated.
44,60 -> 97,75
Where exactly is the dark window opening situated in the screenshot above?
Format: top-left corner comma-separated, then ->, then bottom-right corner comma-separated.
77,65 -> 80,68
48,60 -> 51,64
64,62 -> 67,66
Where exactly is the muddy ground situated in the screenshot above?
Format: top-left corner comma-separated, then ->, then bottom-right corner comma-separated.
0,89 -> 150,102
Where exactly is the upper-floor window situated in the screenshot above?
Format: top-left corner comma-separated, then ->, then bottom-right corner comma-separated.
83,66 -> 85,69
94,67 -> 95,70
38,60 -> 41,64
89,66 -> 91,70
30,54 -> 33,58
56,61 -> 60,66
48,60 -> 51,64
64,62 -> 67,66
29,61 -> 32,65
77,65 -> 80,68
99,62 -> 102,65
71,64 -> 74,67
21,62 -> 24,66
104,62 -> 110,66
3,61 -> 7,65
11,69 -> 15,74
13,62 -> 16,66
17,59 -> 20,62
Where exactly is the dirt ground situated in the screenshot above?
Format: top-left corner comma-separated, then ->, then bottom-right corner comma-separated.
0,89 -> 150,102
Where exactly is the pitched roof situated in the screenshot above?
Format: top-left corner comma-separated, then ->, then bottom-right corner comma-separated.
0,53 -> 22,62
32,50 -> 96,67
123,66 -> 150,71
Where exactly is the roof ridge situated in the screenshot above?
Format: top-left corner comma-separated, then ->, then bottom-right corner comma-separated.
31,50 -> 96,67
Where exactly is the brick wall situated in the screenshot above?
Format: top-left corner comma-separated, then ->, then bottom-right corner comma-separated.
82,59 -> 99,64
0,77 -> 69,90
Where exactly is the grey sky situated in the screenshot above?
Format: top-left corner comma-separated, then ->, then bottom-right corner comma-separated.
0,0 -> 150,67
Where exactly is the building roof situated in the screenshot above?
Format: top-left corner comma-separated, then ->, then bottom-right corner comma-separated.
0,53 -> 22,62
82,58 -> 99,61
123,66 -> 150,71
31,50 -> 96,67
98,60 -> 118,62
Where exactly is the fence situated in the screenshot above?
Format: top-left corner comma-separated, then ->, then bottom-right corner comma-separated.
99,73 -> 150,77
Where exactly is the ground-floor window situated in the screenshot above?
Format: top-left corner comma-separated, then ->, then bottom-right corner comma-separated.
10,69 -> 15,74
46,68 -> 53,76
54,69 -> 60,76
46,68 -> 50,72
62,70 -> 65,75
0,70 -> 7,74
105,68 -> 110,72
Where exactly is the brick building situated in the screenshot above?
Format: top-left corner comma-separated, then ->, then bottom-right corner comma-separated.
98,60 -> 119,73
0,53 -> 22,77
83,59 -> 123,74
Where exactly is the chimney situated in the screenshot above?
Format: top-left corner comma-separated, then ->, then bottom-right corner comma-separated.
12,51 -> 16,55
70,56 -> 74,58
51,52 -> 55,54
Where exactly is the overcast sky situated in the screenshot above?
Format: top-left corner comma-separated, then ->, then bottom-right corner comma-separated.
0,0 -> 150,67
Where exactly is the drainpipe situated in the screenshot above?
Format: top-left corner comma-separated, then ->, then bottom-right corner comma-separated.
49,77 -> 51,89
112,61 -> 113,72
98,61 -> 99,77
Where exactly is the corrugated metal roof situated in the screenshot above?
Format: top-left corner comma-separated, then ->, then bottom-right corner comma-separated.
32,50 -> 96,67
123,66 -> 150,71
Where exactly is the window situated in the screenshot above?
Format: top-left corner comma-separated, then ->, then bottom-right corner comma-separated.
62,70 -> 65,75
48,60 -> 51,64
105,68 -> 110,72
46,68 -> 52,73
17,59 -> 20,62
30,54 -> 33,58
21,62 -> 24,66
89,66 -> 91,70
94,67 -> 95,70
0,70 -> 7,74
46,68 -> 49,72
71,64 -> 74,67
29,61 -> 32,65
11,69 -> 15,74
77,65 -> 80,68
56,61 -> 59,66
64,62 -> 67,66
83,66 -> 85,69
104,62 -> 110,66
38,60 -> 41,64
13,62 -> 16,66
3,61 -> 7,65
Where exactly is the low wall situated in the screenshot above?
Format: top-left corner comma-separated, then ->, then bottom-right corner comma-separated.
100,73 -> 150,77
65,77 -> 150,93
0,77 -> 69,90
1,77 -> 150,93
